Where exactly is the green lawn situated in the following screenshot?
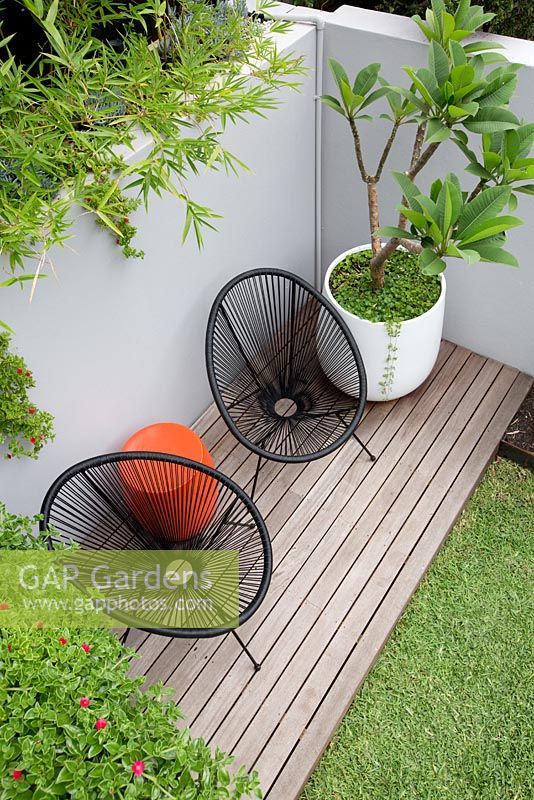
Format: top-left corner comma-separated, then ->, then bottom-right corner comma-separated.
302,458 -> 534,800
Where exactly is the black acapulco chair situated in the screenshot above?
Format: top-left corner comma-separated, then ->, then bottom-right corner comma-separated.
206,268 -> 374,500
40,452 -> 272,671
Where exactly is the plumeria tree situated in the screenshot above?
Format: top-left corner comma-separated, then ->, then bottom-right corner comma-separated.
322,0 -> 534,289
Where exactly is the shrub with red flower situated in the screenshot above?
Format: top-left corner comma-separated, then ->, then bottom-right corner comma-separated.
0,626 -> 261,799
0,333 -> 54,460
0,503 -> 260,799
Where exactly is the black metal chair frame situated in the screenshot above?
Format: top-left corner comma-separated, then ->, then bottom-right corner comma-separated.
206,268 -> 375,500
40,452 -> 272,671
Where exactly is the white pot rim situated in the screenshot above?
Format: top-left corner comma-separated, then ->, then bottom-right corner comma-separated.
325,244 -> 446,329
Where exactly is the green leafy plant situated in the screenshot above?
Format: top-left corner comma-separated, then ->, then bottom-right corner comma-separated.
0,629 -> 262,799
0,0 -> 303,321
375,0 -> 533,41
0,332 -> 54,460
0,504 -> 262,799
322,0 -> 533,294
0,501 -> 49,549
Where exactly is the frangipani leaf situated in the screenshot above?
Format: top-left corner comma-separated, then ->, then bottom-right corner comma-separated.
457,185 -> 511,238
464,106 -> 519,134
425,118 -> 451,143
469,244 -> 518,265
374,226 -> 418,240
320,94 -> 346,116
429,41 -> 450,86
459,215 -> 522,244
328,59 -> 349,92
353,63 -> 381,97
419,248 -> 446,275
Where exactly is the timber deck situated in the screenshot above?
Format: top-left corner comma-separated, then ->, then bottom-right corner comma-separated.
126,341 -> 532,799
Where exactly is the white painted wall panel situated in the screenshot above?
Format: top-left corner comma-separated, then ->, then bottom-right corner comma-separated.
1,26 -> 316,515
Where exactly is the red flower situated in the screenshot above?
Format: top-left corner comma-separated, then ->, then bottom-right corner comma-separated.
12,770 -> 23,781
28,407 -> 35,415
131,760 -> 145,776
81,643 -> 91,653
0,602 -> 10,610
58,637 -> 67,645
7,644 -> 12,652
95,718 -> 107,730
79,697 -> 90,708
123,217 -> 129,223
25,371 -> 31,377
16,368 -> 23,374
29,437 -> 36,445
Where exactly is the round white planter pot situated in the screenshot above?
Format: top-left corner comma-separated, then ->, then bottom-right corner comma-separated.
324,244 -> 446,402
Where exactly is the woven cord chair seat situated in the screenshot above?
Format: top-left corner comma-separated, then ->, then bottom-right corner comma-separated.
40,453 -> 272,654
206,268 -> 368,464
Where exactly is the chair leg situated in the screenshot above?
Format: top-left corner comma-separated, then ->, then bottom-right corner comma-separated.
353,433 -> 376,461
249,455 -> 264,502
231,630 -> 261,672
119,627 -> 131,646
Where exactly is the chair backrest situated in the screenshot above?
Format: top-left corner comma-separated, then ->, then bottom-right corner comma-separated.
206,268 -> 367,449
40,452 -> 272,633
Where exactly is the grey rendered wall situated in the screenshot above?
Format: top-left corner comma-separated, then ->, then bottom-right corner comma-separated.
321,7 -> 534,375
0,26 -> 316,516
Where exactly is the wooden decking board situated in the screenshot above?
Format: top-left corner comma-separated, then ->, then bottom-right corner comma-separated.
177,344 -> 470,732
172,359 -> 446,721
208,356 -> 505,761
265,368 -> 531,800
249,360 -> 513,781
133,342 -> 456,699
160,395 -> 405,703
126,343 -> 531,800
187,362 -> 475,739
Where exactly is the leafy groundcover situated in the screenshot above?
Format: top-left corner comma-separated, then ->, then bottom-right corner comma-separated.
0,504 -> 262,800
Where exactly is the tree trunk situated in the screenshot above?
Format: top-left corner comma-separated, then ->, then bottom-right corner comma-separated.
367,180 -> 384,290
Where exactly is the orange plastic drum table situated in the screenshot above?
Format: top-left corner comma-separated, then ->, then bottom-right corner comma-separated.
121,423 -> 217,543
